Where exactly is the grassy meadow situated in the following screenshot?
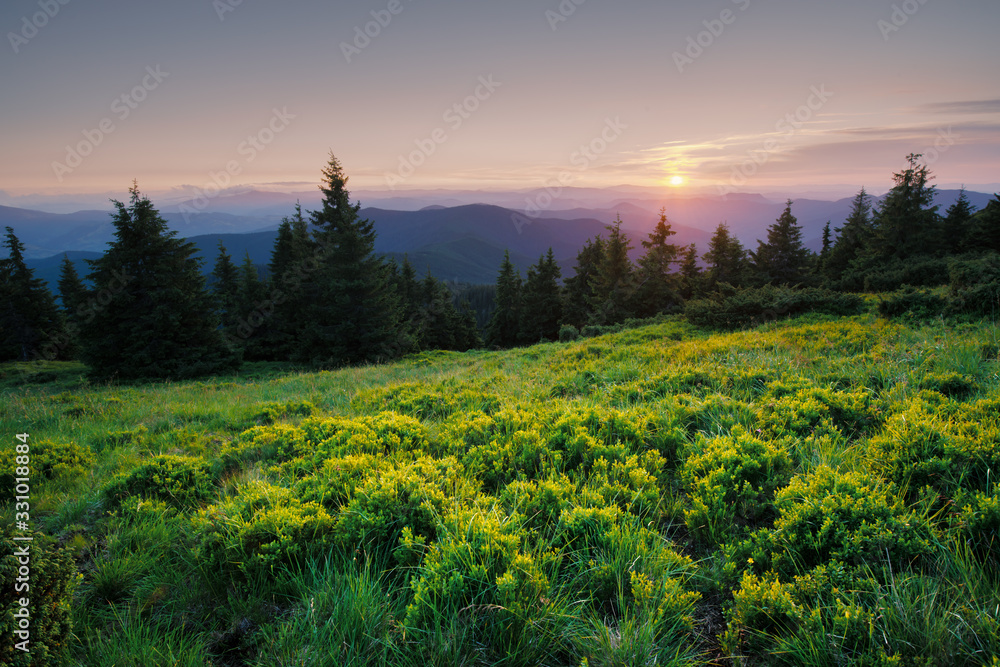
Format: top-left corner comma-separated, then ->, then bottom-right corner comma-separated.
3,312 -> 1000,666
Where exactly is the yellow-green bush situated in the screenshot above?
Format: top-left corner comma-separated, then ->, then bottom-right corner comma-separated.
682,430 -> 793,545
0,438 -> 92,492
103,455 -> 217,509
745,467 -> 936,578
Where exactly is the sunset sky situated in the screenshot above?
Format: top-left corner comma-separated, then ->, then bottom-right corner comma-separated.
1,0 -> 998,202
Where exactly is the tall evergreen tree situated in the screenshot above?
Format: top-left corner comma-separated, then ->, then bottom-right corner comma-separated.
0,227 -> 68,362
57,255 -> 88,320
967,194 -> 1000,253
267,202 -> 317,360
563,236 -> 605,328
631,209 -> 681,317
79,184 -> 237,380
943,188 -> 976,254
55,254 -> 87,359
678,243 -> 702,300
485,250 -> 522,348
235,254 -> 269,360
703,223 -> 748,289
870,154 -> 940,259
304,154 -> 403,365
520,248 -> 563,342
817,221 -> 832,275
750,200 -> 813,286
590,215 -> 635,325
825,187 -> 873,287
211,242 -> 240,332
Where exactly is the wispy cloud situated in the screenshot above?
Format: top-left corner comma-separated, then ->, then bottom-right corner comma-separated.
909,99 -> 1000,115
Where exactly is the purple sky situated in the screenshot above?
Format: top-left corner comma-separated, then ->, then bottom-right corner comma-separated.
1,0 -> 998,202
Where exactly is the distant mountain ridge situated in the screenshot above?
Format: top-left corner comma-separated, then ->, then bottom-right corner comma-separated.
12,189 -> 996,288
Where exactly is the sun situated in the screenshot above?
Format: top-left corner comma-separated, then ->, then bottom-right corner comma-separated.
669,175 -> 685,187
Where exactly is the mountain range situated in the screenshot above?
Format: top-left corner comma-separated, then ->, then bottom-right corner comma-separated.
7,187 -> 994,289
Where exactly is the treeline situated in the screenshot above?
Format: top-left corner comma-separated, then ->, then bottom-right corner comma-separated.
484,153 -> 1000,344
0,156 -> 480,380
2,153 -> 998,379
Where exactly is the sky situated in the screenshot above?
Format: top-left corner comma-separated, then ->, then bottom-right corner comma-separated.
1,0 -> 998,204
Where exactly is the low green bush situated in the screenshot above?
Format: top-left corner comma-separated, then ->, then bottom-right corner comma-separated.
686,286 -> 865,329
103,455 -> 217,509
0,526 -> 80,667
0,439 -> 93,492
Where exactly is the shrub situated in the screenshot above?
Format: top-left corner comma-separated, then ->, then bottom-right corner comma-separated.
951,486 -> 1000,567
682,430 -> 793,545
103,455 -> 217,509
686,286 -> 864,329
193,481 -> 336,585
745,467 -> 936,578
0,526 -> 80,667
352,382 -> 500,419
877,287 -> 949,320
254,399 -> 315,424
332,456 -> 477,563
0,438 -> 93,492
558,324 -> 580,342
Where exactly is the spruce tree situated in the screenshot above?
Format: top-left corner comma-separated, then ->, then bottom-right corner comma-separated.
631,209 -> 681,317
520,248 -> 563,342
967,194 -> 1000,254
235,254 -> 269,360
825,187 -> 873,288
79,183 -> 237,381
0,227 -> 68,362
57,255 -> 88,316
590,215 -> 635,325
678,243 -> 702,300
870,154 -> 940,259
211,242 -> 240,333
750,200 -> 813,286
267,203 -> 316,360
943,188 -> 976,254
304,154 -> 403,365
56,254 -> 88,359
703,223 -> 748,289
485,250 -> 522,348
563,236 -> 605,328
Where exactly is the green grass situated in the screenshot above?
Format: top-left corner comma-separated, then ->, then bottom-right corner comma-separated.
2,313 -> 1000,665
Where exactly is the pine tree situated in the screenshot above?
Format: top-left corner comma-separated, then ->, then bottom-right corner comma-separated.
57,255 -> 88,316
678,243 -> 702,300
79,184 -> 237,380
211,242 -> 240,332
485,250 -> 522,348
304,154 -> 403,365
967,194 -> 1000,253
520,248 -> 563,342
817,221 -> 832,275
56,254 -> 88,359
943,188 -> 976,254
631,209 -> 681,317
0,227 -> 68,362
267,202 -> 316,360
825,187 -> 874,287
870,154 -> 940,259
563,236 -> 605,328
590,215 -> 635,325
703,223 -> 748,289
750,200 -> 813,286
235,254 -> 269,360
454,299 -> 483,351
